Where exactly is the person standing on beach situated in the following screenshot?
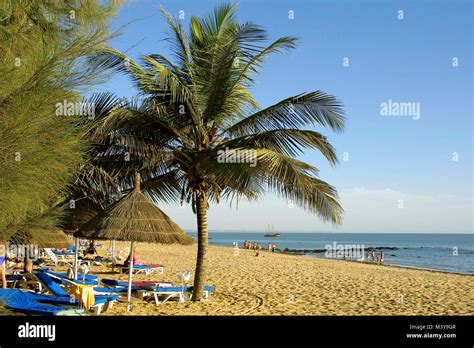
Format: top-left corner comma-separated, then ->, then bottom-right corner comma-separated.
253,242 -> 257,251
0,252 -> 6,289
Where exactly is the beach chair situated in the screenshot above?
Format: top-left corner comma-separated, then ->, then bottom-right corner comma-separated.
45,269 -> 99,285
0,289 -> 85,316
115,263 -> 165,275
34,271 -> 117,315
134,270 -> 214,305
101,278 -> 172,288
43,248 -> 73,267
96,279 -> 173,297
138,285 -> 215,305
52,250 -> 75,257
99,278 -> 189,304
6,273 -> 43,292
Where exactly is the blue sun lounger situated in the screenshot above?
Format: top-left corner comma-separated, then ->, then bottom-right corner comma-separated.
101,278 -> 172,289
93,279 -> 170,296
52,250 -> 75,256
99,278 -> 214,304
115,263 -> 164,275
0,289 -> 85,316
34,271 -> 118,314
44,269 -> 99,285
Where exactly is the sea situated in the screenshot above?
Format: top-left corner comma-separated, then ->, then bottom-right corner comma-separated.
196,232 -> 473,275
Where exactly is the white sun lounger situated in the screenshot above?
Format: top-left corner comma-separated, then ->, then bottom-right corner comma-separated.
137,285 -> 215,305
43,248 -> 74,267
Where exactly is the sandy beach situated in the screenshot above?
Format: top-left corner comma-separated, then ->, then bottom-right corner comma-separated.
71,242 -> 474,316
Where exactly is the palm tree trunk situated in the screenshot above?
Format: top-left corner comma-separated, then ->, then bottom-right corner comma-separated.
192,192 -> 208,301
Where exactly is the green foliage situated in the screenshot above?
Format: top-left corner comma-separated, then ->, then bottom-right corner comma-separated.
0,0 -> 121,238
87,2 -> 346,224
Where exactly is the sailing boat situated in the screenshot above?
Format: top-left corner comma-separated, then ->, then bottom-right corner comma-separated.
264,224 -> 281,237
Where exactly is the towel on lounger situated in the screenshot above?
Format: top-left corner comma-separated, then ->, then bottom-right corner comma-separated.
65,282 -> 95,310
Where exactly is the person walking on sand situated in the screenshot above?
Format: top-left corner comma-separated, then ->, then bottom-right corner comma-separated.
268,243 -> 272,252
253,242 -> 257,251
379,251 -> 384,264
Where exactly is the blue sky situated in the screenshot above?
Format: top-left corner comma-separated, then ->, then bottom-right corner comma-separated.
94,0 -> 473,233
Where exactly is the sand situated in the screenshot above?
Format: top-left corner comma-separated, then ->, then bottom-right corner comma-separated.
73,242 -> 473,316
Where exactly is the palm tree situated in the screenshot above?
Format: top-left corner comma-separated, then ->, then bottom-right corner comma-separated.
88,3 -> 345,300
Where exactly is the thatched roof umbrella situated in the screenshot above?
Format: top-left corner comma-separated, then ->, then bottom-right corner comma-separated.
5,228 -> 72,267
74,172 -> 192,310
8,229 -> 72,249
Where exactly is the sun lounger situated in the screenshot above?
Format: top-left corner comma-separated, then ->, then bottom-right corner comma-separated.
101,278 -> 172,288
137,285 -> 215,305
92,287 -> 130,295
34,271 -> 117,314
0,289 -> 85,316
52,250 -> 75,256
44,269 -> 99,285
6,274 -> 24,287
95,278 -> 173,297
6,272 -> 43,292
115,263 -> 164,275
43,248 -> 73,267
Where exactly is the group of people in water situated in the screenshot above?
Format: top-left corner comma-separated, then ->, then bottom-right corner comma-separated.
328,246 -> 385,265
240,241 -> 277,257
353,249 -> 384,264
365,250 -> 384,264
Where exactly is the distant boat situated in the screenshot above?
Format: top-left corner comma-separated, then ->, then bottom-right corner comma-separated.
264,225 -> 281,237
264,232 -> 281,237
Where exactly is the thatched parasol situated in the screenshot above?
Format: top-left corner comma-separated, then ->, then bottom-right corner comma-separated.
73,173 -> 192,245
8,228 -> 72,249
74,172 -> 192,310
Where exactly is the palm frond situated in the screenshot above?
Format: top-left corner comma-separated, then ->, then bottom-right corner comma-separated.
219,129 -> 339,165
224,91 -> 345,136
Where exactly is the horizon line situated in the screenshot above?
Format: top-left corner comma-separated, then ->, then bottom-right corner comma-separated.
183,230 -> 474,234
